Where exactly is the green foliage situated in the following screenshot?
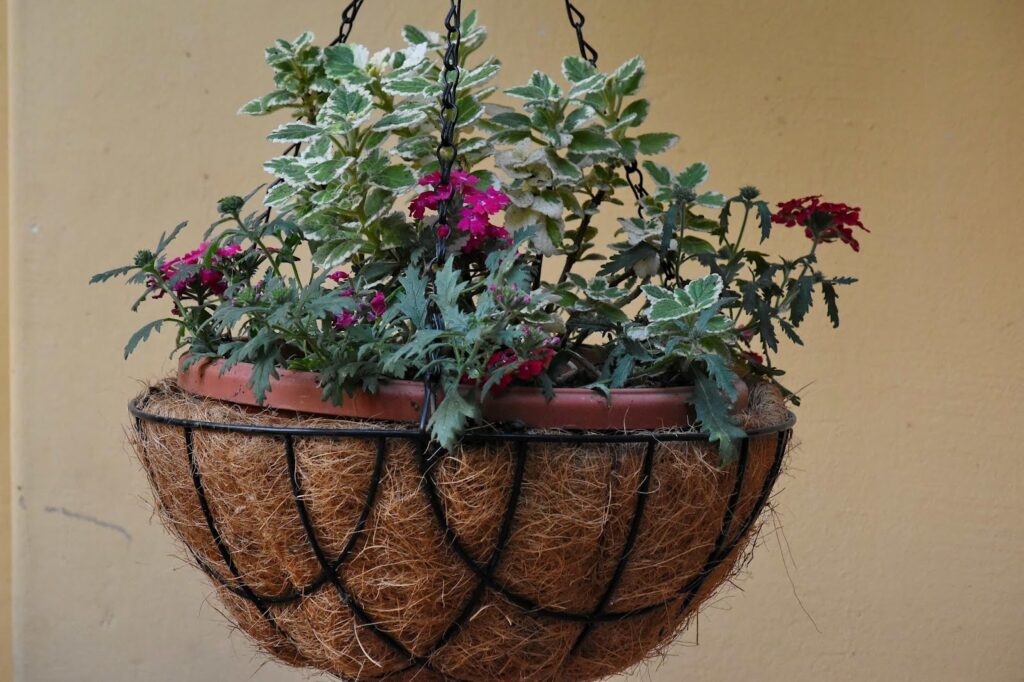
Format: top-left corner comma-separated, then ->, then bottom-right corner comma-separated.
94,12 -> 862,461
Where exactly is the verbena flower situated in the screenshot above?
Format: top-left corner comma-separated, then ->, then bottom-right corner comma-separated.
151,241 -> 243,299
772,195 -> 868,251
410,170 -> 512,252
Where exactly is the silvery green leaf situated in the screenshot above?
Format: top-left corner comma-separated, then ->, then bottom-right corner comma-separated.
399,43 -> 428,67
264,156 -> 310,187
460,137 -> 491,154
532,191 -> 563,218
568,73 -> 606,99
641,284 -> 673,301
456,96 -> 485,127
505,84 -> 547,101
313,239 -> 363,271
620,98 -> 650,127
264,182 -> 298,207
319,85 -> 373,130
293,31 -> 314,48
530,71 -> 562,98
564,105 -> 595,131
562,56 -> 597,83
488,112 -> 532,130
685,274 -> 724,310
696,191 -> 725,207
310,183 -> 344,205
642,160 -> 672,187
489,129 -> 532,144
676,162 -> 709,189
323,43 -> 359,78
460,58 -> 502,90
393,135 -> 435,162
306,157 -> 352,184
569,129 -> 619,156
301,135 -> 333,160
371,165 -> 416,192
373,107 -> 429,132
381,76 -> 433,96
618,138 -> 639,160
636,132 -> 679,155
362,188 -> 393,223
648,297 -> 686,321
268,122 -> 322,142
402,24 -> 438,46
544,149 -> 583,182
612,55 -> 646,96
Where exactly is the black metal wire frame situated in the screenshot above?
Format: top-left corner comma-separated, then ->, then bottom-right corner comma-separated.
131,392 -> 793,673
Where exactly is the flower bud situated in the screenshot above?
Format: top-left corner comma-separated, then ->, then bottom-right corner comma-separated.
217,195 -> 245,215
739,185 -> 761,200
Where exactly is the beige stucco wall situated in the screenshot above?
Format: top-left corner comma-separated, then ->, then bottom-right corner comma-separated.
6,1 -> 1023,680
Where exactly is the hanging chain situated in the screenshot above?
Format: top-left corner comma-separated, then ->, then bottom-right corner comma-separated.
259,0 -> 366,225
418,0 -> 464,435
564,1 -> 598,66
562,1 -> 646,217
433,0 -> 463,259
330,0 -> 366,46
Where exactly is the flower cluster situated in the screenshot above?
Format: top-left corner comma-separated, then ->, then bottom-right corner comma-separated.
150,242 -> 244,299
479,341 -> 557,392
772,196 -> 868,251
410,170 -> 512,252
333,289 -> 388,329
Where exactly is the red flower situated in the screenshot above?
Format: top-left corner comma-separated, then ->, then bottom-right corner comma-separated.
479,346 -> 556,392
772,195 -> 869,251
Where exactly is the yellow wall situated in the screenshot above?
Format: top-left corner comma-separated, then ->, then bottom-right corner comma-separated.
7,1 -> 1023,680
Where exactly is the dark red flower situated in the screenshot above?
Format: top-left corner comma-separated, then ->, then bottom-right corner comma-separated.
772,195 -> 869,251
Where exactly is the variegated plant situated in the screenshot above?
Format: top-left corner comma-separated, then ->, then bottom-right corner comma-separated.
95,11 -> 865,459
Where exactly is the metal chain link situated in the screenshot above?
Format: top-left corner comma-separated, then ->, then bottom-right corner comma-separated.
259,0 -> 366,224
330,0 -> 366,46
562,1 -> 647,218
564,1 -> 598,66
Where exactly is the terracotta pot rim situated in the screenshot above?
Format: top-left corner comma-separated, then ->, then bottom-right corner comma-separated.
177,354 -> 749,431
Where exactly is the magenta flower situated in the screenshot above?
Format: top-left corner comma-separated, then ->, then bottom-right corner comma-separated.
409,168 -> 512,253
333,310 -> 357,329
369,291 -> 387,318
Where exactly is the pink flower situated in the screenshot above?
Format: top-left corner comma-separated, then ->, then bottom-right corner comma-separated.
216,244 -> 243,258
409,168 -> 513,254
334,310 -> 356,329
328,271 -> 350,282
369,291 -> 387,318
772,195 -> 868,251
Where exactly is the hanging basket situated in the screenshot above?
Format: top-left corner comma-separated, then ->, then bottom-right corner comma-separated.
130,372 -> 793,681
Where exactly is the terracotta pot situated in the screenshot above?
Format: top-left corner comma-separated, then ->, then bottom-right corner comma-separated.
177,354 -> 749,430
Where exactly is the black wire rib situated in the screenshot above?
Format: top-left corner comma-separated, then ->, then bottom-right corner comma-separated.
191,436 -> 387,605
419,439 -> 529,663
569,440 -> 657,655
184,427 -> 292,642
671,430 -> 789,621
284,433 -> 427,669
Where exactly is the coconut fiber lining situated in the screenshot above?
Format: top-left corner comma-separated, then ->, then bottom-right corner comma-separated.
130,379 -> 792,681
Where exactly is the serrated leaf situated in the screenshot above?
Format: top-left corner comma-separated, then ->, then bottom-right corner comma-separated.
562,55 -> 597,83
397,266 -> 428,326
544,149 -> 583,182
268,122 -> 322,143
620,99 -> 650,127
505,84 -> 547,101
676,162 -> 709,189
648,298 -> 686,321
791,276 -> 814,326
702,353 -> 739,402
692,371 -> 746,465
488,111 -> 532,130
319,85 -> 373,129
636,132 -> 679,155
641,284 -> 673,301
686,274 -> 724,310
756,201 -> 773,242
264,182 -> 298,207
569,129 -> 619,155
373,107 -> 428,132
430,390 -> 476,450
306,157 -> 352,184
264,156 -> 310,187
90,264 -> 135,284
642,160 -> 672,187
611,56 -> 645,96
371,165 -> 416,191
568,73 -> 606,99
460,59 -> 501,89
402,24 -> 434,46
822,281 -> 841,328
124,319 -> 164,358
381,76 -> 433,96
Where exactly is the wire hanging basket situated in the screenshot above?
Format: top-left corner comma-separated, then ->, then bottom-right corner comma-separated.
126,1 -> 798,680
